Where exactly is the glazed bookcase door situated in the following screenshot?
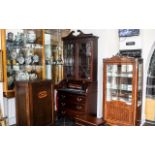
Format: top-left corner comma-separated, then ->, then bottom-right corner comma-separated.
63,41 -> 75,79
1,29 -> 45,97
78,40 -> 93,80
105,63 -> 135,125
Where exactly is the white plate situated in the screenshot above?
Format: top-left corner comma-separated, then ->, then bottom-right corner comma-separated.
25,56 -> 32,65
17,56 -> 25,64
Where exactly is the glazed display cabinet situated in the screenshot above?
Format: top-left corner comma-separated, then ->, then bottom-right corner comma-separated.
1,29 -> 46,97
103,56 -> 143,126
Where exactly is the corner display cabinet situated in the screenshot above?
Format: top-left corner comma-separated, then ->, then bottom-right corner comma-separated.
1,29 -> 46,97
103,55 -> 143,126
57,30 -> 98,118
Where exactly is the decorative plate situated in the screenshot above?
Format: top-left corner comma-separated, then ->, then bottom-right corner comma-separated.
10,50 -> 18,60
33,55 -> 39,63
17,56 -> 25,65
25,56 -> 32,65
27,31 -> 36,43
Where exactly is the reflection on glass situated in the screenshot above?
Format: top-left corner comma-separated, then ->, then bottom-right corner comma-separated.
44,33 -> 52,80
6,29 -> 43,90
79,41 -> 92,80
106,64 -> 133,105
64,43 -> 75,78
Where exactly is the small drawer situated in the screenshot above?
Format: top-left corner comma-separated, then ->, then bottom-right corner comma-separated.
75,96 -> 85,103
66,103 -> 86,112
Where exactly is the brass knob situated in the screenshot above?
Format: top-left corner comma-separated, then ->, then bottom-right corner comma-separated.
77,97 -> 82,102
76,105 -> 82,110
61,95 -> 66,98
61,111 -> 66,115
61,102 -> 66,106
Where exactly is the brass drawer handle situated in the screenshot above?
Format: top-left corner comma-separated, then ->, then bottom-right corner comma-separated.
61,102 -> 66,106
61,111 -> 66,115
77,97 -> 82,102
61,95 -> 66,98
76,105 -> 82,110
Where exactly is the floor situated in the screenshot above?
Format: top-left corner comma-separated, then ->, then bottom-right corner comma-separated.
55,116 -> 76,126
143,120 -> 155,126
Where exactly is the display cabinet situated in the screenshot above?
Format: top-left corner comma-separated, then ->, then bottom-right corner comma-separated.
1,29 -> 46,97
57,30 -> 98,119
103,55 -> 143,126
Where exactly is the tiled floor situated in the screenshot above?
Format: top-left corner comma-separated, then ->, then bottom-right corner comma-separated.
143,120 -> 155,126
55,116 -> 76,126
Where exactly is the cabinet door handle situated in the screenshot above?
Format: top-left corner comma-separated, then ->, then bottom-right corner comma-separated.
77,97 -> 82,102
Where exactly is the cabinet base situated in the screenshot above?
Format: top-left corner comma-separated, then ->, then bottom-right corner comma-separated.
75,114 -> 104,126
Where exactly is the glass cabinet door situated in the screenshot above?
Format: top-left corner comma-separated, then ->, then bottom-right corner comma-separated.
63,43 -> 75,78
4,29 -> 45,91
44,33 -> 52,80
106,64 -> 133,105
78,41 -> 93,80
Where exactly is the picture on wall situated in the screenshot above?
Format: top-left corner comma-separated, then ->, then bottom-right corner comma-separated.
119,29 -> 140,37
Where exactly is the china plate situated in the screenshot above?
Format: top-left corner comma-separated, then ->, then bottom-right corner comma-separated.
10,51 -> 18,59
17,56 -> 25,64
33,55 -> 39,63
25,56 -> 32,65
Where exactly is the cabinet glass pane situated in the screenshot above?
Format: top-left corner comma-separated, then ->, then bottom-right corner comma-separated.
138,63 -> 143,106
79,41 -> 92,80
0,51 -> 2,81
106,64 -> 133,105
44,33 -> 52,79
63,43 -> 75,78
146,51 -> 155,99
6,29 -> 43,90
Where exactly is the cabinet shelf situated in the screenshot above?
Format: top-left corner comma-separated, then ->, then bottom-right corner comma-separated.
107,73 -> 133,78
